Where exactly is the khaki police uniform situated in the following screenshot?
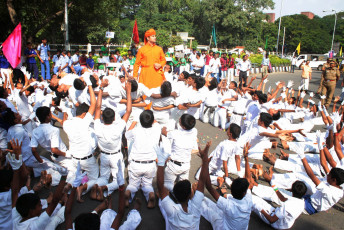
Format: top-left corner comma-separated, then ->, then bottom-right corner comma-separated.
321,66 -> 340,107
317,62 -> 330,93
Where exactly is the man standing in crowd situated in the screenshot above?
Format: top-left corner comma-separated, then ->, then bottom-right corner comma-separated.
261,53 -> 270,78
220,53 -> 228,80
37,38 -> 51,80
133,29 -> 166,89
228,53 -> 235,82
237,55 -> 251,88
24,42 -> 39,79
321,60 -> 340,108
300,60 -> 312,92
316,58 -> 332,94
291,55 -> 297,73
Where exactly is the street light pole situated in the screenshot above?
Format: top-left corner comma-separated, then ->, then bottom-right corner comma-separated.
276,0 -> 284,55
65,0 -> 70,50
323,9 -> 337,52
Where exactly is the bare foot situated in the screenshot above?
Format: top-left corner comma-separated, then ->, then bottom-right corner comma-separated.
254,164 -> 264,177
97,185 -> 104,201
124,190 -> 131,207
262,166 -> 274,182
217,177 -> 224,188
76,186 -> 85,203
251,168 -> 259,180
279,149 -> 289,160
147,192 -> 155,209
90,185 -> 98,200
134,198 -> 142,211
45,174 -> 52,189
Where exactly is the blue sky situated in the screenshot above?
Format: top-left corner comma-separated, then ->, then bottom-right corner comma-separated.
263,0 -> 344,18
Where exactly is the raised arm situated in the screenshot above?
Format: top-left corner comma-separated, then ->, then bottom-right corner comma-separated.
298,148 -> 321,186
196,141 -> 211,193
122,82 -> 132,122
88,84 -> 96,115
94,79 -> 109,120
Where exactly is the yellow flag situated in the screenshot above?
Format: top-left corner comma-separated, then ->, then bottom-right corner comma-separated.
340,46 -> 342,57
296,42 -> 301,55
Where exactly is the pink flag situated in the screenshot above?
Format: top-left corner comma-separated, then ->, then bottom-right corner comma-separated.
2,23 -> 22,68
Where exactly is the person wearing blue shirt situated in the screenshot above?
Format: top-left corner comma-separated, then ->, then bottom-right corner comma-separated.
0,50 -> 10,82
86,52 -> 95,70
261,53 -> 270,78
37,38 -> 51,80
52,49 -> 61,74
60,50 -> 70,73
71,50 -> 83,75
24,42 -> 39,79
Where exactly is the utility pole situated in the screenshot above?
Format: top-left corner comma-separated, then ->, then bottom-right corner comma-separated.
65,0 -> 70,50
276,0 -> 284,55
282,27 -> 286,57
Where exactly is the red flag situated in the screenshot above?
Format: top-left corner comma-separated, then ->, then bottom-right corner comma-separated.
2,23 -> 22,68
132,20 -> 139,44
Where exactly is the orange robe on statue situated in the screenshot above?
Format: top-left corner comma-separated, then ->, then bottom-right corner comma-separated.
133,43 -> 166,89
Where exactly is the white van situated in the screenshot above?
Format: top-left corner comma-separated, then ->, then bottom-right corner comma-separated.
296,54 -> 327,70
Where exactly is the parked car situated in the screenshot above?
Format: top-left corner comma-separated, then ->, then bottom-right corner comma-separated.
296,54 -> 327,70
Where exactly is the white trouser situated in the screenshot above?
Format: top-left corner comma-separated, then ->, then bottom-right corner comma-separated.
301,78 -> 309,90
270,172 -> 316,195
195,165 -> 226,186
230,113 -> 244,127
201,197 -> 224,230
275,154 -> 324,177
45,206 -> 65,230
221,70 -> 227,79
69,156 -> 99,193
126,161 -> 157,202
201,105 -> 216,124
203,65 -> 210,77
213,107 -> 227,130
227,157 -> 253,178
164,160 -> 190,191
95,153 -> 124,196
247,141 -> 273,160
100,209 -> 141,230
251,195 -> 277,226
252,184 -> 292,206
50,156 -> 74,185
288,141 -> 319,153
228,68 -> 234,82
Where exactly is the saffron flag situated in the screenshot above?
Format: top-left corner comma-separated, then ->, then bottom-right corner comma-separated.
296,42 -> 301,55
212,24 -> 217,47
132,20 -> 139,44
2,23 -> 22,68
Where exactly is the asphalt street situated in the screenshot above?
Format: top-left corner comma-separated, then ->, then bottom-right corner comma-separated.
36,69 -> 344,230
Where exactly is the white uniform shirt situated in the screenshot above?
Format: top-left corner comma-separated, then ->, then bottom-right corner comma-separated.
30,123 -> 67,152
168,127 -> 198,163
125,123 -> 161,161
311,181 -> 344,212
218,89 -> 236,108
0,190 -> 12,230
13,89 -> 31,119
63,113 -> 94,158
94,119 -> 126,153
209,140 -> 239,169
186,89 -> 204,115
7,124 -> 32,162
238,60 -> 251,72
12,209 -> 50,230
160,191 -> 204,230
0,98 -> 17,113
217,190 -> 252,230
271,197 -> 304,229
193,57 -> 205,70
59,74 -> 79,86
209,58 -> 221,73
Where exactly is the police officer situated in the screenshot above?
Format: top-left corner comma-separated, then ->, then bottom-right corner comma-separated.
321,60 -> 340,107
316,58 -> 332,94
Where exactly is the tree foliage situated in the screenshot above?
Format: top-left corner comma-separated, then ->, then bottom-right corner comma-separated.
1,0 -> 343,54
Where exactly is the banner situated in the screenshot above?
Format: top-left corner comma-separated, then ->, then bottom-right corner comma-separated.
2,23 -> 22,68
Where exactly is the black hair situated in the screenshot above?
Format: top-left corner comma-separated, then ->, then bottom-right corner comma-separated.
173,180 -> 191,203
0,168 -> 13,192
140,110 -> 154,128
257,92 -> 267,104
3,108 -> 16,127
16,193 -> 41,218
291,181 -> 307,199
76,103 -> 89,116
74,213 -> 100,230
49,84 -> 58,92
271,111 -> 281,121
129,79 -> 138,92
180,114 -> 196,130
0,87 -> 6,98
230,81 -> 238,88
55,90 -> 69,99
161,81 -> 172,98
208,78 -> 218,91
195,77 -> 205,90
231,178 -> 249,200
329,168 -> 344,186
102,108 -> 115,124
89,75 -> 98,88
36,106 -> 50,123
52,97 -> 61,106
26,86 -> 35,94
229,123 -> 241,139
74,79 -> 86,91
259,112 -> 273,127
182,71 -> 189,79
